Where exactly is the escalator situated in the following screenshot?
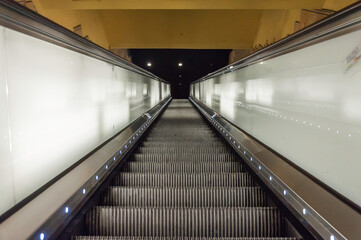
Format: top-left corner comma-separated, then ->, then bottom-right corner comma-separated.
73,99 -> 299,240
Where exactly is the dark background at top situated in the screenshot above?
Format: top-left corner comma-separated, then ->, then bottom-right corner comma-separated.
129,49 -> 231,98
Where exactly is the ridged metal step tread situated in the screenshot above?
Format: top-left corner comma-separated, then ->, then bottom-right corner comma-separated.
139,146 -> 228,149
75,237 -> 299,240
138,147 -> 230,154
112,173 -> 256,187
146,137 -> 221,140
149,130 -> 214,134
102,187 -> 267,207
149,131 -> 213,133
131,154 -> 237,162
144,139 -> 222,143
142,143 -> 224,148
86,207 -> 282,237
147,134 -> 217,138
121,162 -> 245,173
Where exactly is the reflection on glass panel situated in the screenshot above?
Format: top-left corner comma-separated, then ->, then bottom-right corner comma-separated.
191,29 -> 361,207
0,26 -> 170,215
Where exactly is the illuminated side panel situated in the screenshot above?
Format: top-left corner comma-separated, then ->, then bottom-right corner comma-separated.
0,26 -> 170,215
0,26 -> 16,215
192,28 -> 361,207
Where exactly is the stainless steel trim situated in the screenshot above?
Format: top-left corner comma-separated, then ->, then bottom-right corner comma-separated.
27,97 -> 172,240
189,96 -> 351,240
0,0 -> 168,84
193,2 -> 361,83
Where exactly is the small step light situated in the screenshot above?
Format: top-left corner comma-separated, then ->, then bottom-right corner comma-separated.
82,189 -> 86,194
113,157 -> 116,161
269,176 -> 272,181
40,233 -> 45,240
243,151 -> 246,155
125,145 -> 127,148
283,190 -> 287,195
105,165 -> 108,170
330,235 -> 335,240
303,208 -> 307,215
258,166 -> 262,170
95,175 -> 99,180
65,207 -> 69,213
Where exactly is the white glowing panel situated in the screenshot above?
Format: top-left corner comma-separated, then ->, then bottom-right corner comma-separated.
192,29 -> 361,207
0,26 -> 170,215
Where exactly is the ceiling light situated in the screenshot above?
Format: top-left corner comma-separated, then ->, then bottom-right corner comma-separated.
178,62 -> 183,67
147,62 -> 152,67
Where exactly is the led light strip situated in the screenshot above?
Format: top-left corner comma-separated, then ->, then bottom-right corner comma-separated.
32,97 -> 172,240
189,97 -> 346,240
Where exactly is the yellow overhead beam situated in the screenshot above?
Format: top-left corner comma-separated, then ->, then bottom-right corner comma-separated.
39,0 -> 326,10
100,10 -> 262,49
34,0 -> 358,50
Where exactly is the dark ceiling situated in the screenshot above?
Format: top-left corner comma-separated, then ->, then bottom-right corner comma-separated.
129,49 -> 231,98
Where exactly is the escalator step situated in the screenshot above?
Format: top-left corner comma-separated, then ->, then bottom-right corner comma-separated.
147,134 -> 217,138
138,147 -> 230,154
145,137 -> 221,142
121,162 -> 245,173
142,142 -> 224,147
86,207 -> 282,237
131,153 -> 237,162
74,237 -> 299,240
148,130 -> 214,134
112,173 -> 256,187
102,187 -> 267,207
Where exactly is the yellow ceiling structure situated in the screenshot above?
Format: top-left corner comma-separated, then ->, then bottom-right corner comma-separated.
101,10 -> 262,49
34,0 -> 357,49
38,0 -> 326,10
